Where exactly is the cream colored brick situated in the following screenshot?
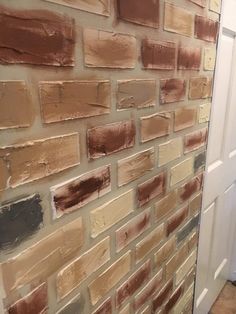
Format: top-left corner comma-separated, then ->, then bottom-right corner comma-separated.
119,304 -> 130,314
57,237 -> 110,300
89,251 -> 131,305
173,283 -> 194,314
199,103 -> 211,123
204,48 -> 216,71
176,250 -> 197,285
90,190 -> 134,238
209,0 -> 221,13
159,138 -> 182,166
170,158 -> 193,186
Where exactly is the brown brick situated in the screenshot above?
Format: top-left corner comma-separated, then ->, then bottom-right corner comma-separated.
195,16 -> 219,42
166,243 -> 189,279
8,283 -> 47,314
39,80 -> 110,123
152,280 -> 173,312
166,206 -> 189,236
0,157 -> 9,191
117,79 -> 156,110
189,193 -> 202,215
88,120 -> 135,159
141,39 -> 176,70
0,6 -> 74,66
190,0 -> 206,7
178,174 -> 203,203
184,128 -> 208,153
174,107 -> 197,132
116,209 -> 151,252
92,298 -> 112,314
165,285 -> 183,313
154,236 -> 176,268
178,47 -> 201,70
116,260 -> 151,308
160,79 -> 186,104
189,77 -> 212,99
118,148 -> 154,186
84,29 -> 136,68
1,133 -> 80,188
137,171 -> 166,206
89,251 -> 131,305
140,112 -> 171,143
117,0 -> 159,28
164,3 -> 194,37
154,190 -> 178,221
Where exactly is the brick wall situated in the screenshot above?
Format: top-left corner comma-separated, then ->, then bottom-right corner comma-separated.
0,0 -> 220,313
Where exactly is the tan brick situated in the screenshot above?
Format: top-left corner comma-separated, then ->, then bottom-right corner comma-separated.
189,77 -> 212,100
84,29 -> 136,68
178,174 -> 203,203
118,148 -> 154,186
190,0 -> 206,7
166,206 -> 189,236
44,0 -> 110,16
164,3 -> 194,37
0,158 -> 9,191
158,138 -> 182,166
195,16 -> 219,42
188,231 -> 198,251
173,283 -> 194,314
174,107 -> 197,132
136,223 -> 165,262
209,0 -> 221,13
140,112 -> 171,143
119,304 -> 130,314
39,80 -> 110,123
170,158 -> 193,187
92,298 -> 112,314
184,128 -> 208,153
199,103 -> 211,123
117,79 -> 156,110
155,190 -> 178,221
154,236 -> 176,268
176,251 -> 197,285
90,190 -> 134,238
1,133 -> 80,188
1,217 -> 83,294
189,193 -> 202,215
0,81 -> 33,129
178,47 -> 201,70
89,251 -> 131,305
166,243 -> 189,279
204,48 -> 216,71
57,237 -> 110,300
160,78 -> 186,104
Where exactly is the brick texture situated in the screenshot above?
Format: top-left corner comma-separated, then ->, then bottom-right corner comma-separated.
160,78 -> 186,104
195,16 -> 219,42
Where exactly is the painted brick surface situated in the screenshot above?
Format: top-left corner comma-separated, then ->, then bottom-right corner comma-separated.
165,285 -> 183,313
154,190 -> 178,221
166,206 -> 189,236
199,103 -> 211,123
189,193 -> 202,215
184,128 -> 208,153
152,280 -> 173,312
178,47 -> 201,70
194,151 -> 206,172
56,295 -> 83,314
176,250 -> 197,285
154,236 -> 176,268
174,107 -> 197,131
190,0 -> 206,7
165,243 -> 189,279
160,78 -> 186,104
210,0 -> 221,13
170,157 -> 193,186
177,215 -> 200,243
178,174 -> 203,203
195,16 -> 219,42
189,77 -> 212,99
92,298 -> 112,314
204,48 -> 216,71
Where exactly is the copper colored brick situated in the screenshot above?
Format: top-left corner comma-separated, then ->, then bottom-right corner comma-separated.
84,29 -> 136,68
117,0 -> 159,28
165,285 -> 183,313
195,15 -> 219,42
155,190 -> 178,221
184,128 -> 208,153
140,112 -> 171,143
137,171 -> 166,206
166,206 -> 189,236
8,283 -> 47,314
190,0 -> 206,7
154,236 -> 176,268
92,298 -> 112,314
160,78 -> 186,104
174,107 -> 197,132
116,260 -> 151,308
178,47 -> 201,70
141,39 -> 176,70
165,243 -> 189,279
39,80 -> 110,123
0,158 -> 8,191
178,174 -> 203,203
88,120 -> 135,159
152,280 -> 173,312
117,79 -> 156,110
0,6 -> 74,66
189,77 -> 212,99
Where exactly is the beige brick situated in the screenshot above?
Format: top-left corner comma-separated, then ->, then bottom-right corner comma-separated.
199,103 -> 211,123
209,0 -> 221,13
204,48 -> 216,71
189,193 -> 202,215
57,237 -> 110,300
189,77 -> 212,100
164,3 -> 194,37
119,304 -> 130,314
158,138 -> 182,166
166,243 -> 189,279
176,251 -> 197,285
92,298 -> 112,314
154,236 -> 176,268
118,148 -> 154,186
155,190 -> 178,221
174,107 -> 197,132
89,251 -> 131,305
173,283 -> 194,314
136,223 -> 165,262
170,158 -> 193,187
84,29 -> 136,68
90,190 -> 134,238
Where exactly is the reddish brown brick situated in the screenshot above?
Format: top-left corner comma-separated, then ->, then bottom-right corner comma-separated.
195,16 -> 219,42
178,47 -> 201,70
88,121 -> 135,159
117,0 -> 159,28
189,77 -> 212,99
184,128 -> 208,153
166,206 -> 189,236
141,39 -> 176,70
174,107 -> 197,132
152,280 -> 173,312
160,79 -> 186,104
137,172 -> 166,206
0,6 -> 74,66
92,298 -> 112,314
178,174 -> 203,203
164,285 -> 183,313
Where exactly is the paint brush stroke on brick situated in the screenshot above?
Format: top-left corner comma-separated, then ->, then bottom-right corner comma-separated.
0,194 -> 43,250
0,6 -> 75,66
51,165 -> 111,218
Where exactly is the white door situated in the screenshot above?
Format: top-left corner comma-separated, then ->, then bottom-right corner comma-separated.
194,0 -> 236,313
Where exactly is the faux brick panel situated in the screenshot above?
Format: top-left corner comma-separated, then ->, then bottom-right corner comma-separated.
165,285 -> 183,313
84,29 -> 136,68
173,284 -> 194,314
166,205 -> 189,236
190,0 -> 206,7
88,120 -> 135,159
174,107 -> 197,131
155,190 -> 178,221
117,0 -> 159,28
177,215 -> 200,243
0,194 -> 43,249
119,304 -> 130,314
189,77 -> 212,99
154,236 -> 176,268
160,78 -> 186,104
178,47 -> 201,70
141,39 -> 176,70
39,80 -> 111,123
152,280 -> 173,312
0,6 -> 74,66
158,138 -> 182,166
170,158 -> 193,186
194,151 -> 206,172
210,0 -> 221,13
92,298 -> 112,314
0,158 -> 9,191
204,48 -> 216,71
189,193 -> 202,215
176,250 -> 197,285
195,16 -> 219,42
117,79 -> 156,109
199,103 -> 211,123
184,128 -> 208,153
51,165 -> 111,218
0,81 -> 33,129
178,174 -> 203,203
56,295 -> 83,314
166,243 -> 189,279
